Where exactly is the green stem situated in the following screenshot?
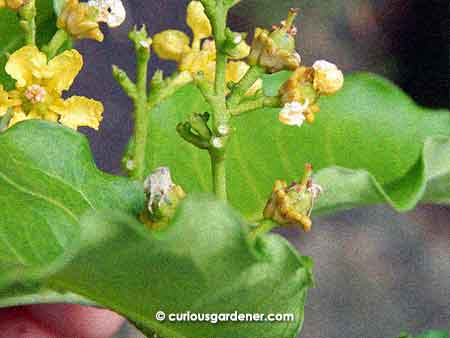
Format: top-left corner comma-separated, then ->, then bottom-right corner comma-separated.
132,51 -> 150,181
227,65 -> 265,107
207,1 -> 229,200
249,219 -> 278,240
210,152 -> 227,200
43,29 -> 69,59
0,108 -> 13,132
229,96 -> 280,116
19,0 -> 36,45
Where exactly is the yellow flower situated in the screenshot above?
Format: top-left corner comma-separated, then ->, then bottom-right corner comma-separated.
57,0 -> 125,42
0,85 -> 20,117
4,45 -> 103,130
153,1 -> 251,85
186,1 -> 212,49
153,30 -> 192,63
57,0 -> 104,42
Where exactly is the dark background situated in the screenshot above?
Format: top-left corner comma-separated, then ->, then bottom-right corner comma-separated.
67,1 -> 449,337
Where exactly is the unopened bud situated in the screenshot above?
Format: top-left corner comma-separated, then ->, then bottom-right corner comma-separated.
57,0 -> 104,42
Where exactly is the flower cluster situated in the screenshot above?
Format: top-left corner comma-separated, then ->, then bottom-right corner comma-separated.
0,46 -> 103,130
152,1 -> 251,86
278,61 -> 344,126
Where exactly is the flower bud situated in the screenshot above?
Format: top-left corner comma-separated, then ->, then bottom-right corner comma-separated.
57,0 -> 104,42
248,8 -> 301,73
153,30 -> 191,62
141,167 -> 186,230
312,60 -> 344,95
263,163 -> 322,232
189,112 -> 211,140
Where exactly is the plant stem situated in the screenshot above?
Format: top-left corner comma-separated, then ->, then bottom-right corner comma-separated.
249,219 -> 278,240
207,1 -> 230,200
229,96 -> 280,116
131,49 -> 150,181
210,152 -> 227,200
19,0 -> 36,45
227,65 -> 265,107
43,29 -> 69,59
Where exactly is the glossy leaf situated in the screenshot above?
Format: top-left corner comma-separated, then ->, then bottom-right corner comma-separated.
0,121 -> 144,289
0,0 -> 59,88
0,121 -> 312,338
145,73 -> 450,219
47,196 -> 313,338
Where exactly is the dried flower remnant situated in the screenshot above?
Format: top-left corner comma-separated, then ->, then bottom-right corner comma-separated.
141,167 -> 186,229
263,163 -> 322,232
248,8 -> 301,73
279,61 -> 343,126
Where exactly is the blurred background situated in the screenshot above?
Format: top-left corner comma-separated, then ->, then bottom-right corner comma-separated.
67,0 -> 449,337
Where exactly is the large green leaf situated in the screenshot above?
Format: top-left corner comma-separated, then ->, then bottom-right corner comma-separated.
46,196 -> 313,338
0,121 -> 144,288
0,0 -> 59,88
145,73 -> 450,220
0,121 -> 312,338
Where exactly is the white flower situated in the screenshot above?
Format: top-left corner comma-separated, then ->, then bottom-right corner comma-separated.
278,99 -> 309,127
312,60 -> 344,95
144,167 -> 174,212
88,0 -> 126,28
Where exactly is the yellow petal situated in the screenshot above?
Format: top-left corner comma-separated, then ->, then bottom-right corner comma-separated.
226,61 -> 249,83
153,30 -> 191,62
54,96 -> 103,130
186,1 -> 212,43
0,85 -> 9,116
8,112 -> 31,128
5,46 -> 48,88
46,49 -> 83,93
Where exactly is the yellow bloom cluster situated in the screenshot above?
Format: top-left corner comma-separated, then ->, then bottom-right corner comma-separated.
152,1 -> 251,86
0,46 -> 103,130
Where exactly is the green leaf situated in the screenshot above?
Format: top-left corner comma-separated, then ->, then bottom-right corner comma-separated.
0,121 -> 312,338
0,120 -> 144,288
0,0 -> 59,88
45,195 -> 313,338
397,330 -> 449,338
145,73 -> 450,219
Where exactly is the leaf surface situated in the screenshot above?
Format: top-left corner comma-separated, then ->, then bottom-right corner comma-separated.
145,73 -> 450,219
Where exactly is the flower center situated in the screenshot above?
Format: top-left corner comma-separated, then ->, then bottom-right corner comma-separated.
25,84 -> 47,104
